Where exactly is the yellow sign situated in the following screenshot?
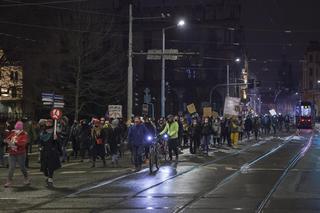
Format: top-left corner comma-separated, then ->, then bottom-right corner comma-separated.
187,103 -> 196,114
203,107 -> 212,117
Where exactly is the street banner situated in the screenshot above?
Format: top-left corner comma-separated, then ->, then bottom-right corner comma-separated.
223,97 -> 241,116
203,107 -> 212,117
187,103 -> 196,114
269,109 -> 277,116
108,105 -> 122,118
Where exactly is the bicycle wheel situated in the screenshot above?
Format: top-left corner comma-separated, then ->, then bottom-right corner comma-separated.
155,144 -> 160,170
149,147 -> 154,173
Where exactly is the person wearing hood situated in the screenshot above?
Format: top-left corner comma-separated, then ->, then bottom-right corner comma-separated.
4,121 -> 30,187
39,119 -> 62,187
107,119 -> 122,166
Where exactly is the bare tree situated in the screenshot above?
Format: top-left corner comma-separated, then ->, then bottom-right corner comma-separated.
55,4 -> 126,120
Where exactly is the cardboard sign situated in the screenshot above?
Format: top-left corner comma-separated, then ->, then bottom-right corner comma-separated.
223,97 -> 241,116
203,107 -> 212,117
108,105 -> 122,118
269,109 -> 277,116
187,103 -> 196,114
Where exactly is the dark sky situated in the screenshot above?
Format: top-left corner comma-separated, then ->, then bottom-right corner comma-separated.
241,0 -> 320,88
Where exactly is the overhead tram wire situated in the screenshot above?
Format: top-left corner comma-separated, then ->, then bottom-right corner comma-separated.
0,0 -> 88,7
1,0 -> 128,18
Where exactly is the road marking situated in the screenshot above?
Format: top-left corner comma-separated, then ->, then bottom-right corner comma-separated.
90,169 -> 129,173
61,162 -> 81,168
67,168 -> 149,197
60,171 -> 86,174
225,167 -> 237,171
29,172 -> 43,175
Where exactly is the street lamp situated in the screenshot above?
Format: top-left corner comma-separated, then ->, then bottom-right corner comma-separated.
161,19 -> 185,117
226,57 -> 241,97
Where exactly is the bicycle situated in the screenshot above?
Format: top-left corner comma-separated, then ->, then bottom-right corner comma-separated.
146,135 -> 160,173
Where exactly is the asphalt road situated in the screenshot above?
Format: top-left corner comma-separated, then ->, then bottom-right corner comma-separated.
0,130 -> 316,213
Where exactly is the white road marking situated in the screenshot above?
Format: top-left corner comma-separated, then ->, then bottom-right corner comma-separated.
60,171 -> 86,174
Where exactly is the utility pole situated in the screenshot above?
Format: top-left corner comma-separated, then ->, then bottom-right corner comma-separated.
161,28 -> 166,117
127,4 -> 133,121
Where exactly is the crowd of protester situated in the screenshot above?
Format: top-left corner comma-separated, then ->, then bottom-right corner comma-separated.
0,112 -> 292,187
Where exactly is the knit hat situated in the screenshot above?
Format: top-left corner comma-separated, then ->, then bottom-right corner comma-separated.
15,121 -> 24,130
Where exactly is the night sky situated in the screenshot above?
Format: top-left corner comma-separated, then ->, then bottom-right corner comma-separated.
241,0 -> 320,88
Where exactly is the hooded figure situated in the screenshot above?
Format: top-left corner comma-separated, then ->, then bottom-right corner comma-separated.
4,121 -> 30,187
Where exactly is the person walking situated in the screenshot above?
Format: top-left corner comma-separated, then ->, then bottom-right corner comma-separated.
78,120 -> 92,162
253,116 -> 261,141
212,118 -> 221,147
4,121 -> 30,188
189,119 -> 201,154
91,119 -> 106,168
39,119 -> 61,187
230,117 -> 240,148
244,116 -> 253,140
59,116 -> 70,163
69,120 -> 80,159
160,115 -> 179,162
107,119 -> 122,166
128,116 -> 148,171
201,117 -> 212,154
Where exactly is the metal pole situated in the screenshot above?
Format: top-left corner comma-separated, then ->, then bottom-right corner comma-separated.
127,4 -> 133,120
161,28 -> 166,117
227,64 -> 230,97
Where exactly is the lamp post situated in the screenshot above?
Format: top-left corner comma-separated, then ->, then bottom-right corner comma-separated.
161,19 -> 185,117
127,4 -> 167,120
226,57 -> 241,97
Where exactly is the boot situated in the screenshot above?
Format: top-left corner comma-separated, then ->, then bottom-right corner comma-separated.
4,180 -> 12,188
102,159 -> 106,167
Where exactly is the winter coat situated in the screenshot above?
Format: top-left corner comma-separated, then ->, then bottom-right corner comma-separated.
145,122 -> 157,137
39,130 -> 61,172
188,124 -> 202,139
78,124 -> 92,149
5,130 -> 28,156
244,118 -> 253,131
212,122 -> 221,138
160,121 -> 179,139
128,124 -> 148,147
201,123 -> 212,136
107,127 -> 122,155
231,120 -> 240,133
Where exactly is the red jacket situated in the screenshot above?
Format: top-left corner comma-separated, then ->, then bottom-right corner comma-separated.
5,130 -> 29,156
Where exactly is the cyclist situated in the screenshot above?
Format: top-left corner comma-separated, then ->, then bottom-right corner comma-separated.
128,116 -> 148,171
160,115 -> 179,162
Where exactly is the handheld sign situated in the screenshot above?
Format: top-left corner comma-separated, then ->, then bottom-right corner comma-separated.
50,108 -> 62,138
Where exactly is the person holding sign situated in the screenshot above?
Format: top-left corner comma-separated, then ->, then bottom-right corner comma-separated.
39,119 -> 61,187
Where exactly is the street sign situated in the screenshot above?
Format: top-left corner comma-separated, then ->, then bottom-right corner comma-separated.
41,92 -> 65,108
108,105 -> 122,118
147,49 -> 179,60
50,108 -> 63,120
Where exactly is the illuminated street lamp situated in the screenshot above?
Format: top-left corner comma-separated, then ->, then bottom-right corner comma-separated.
161,19 -> 186,117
